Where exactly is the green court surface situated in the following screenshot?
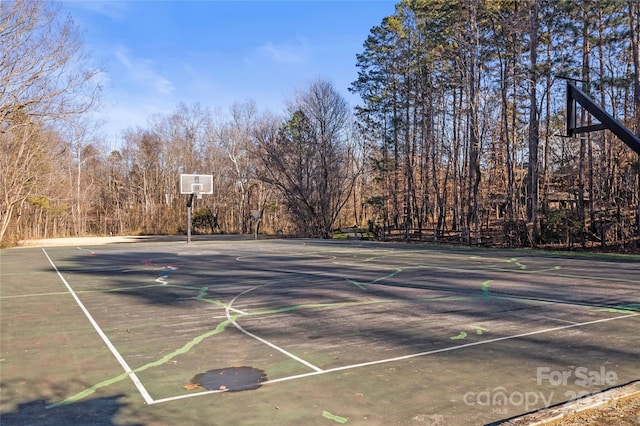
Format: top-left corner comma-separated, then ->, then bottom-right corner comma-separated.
1,238 -> 638,425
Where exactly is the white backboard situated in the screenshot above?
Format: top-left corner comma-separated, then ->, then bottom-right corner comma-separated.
180,174 -> 213,194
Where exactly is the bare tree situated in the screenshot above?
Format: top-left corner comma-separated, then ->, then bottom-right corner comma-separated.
526,0 -> 540,243
629,0 -> 640,136
255,79 -> 357,238
217,100 -> 260,233
628,0 -> 640,235
0,1 -> 100,123
0,0 -> 101,244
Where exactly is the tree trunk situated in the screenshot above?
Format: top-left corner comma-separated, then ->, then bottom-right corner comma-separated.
526,0 -> 540,244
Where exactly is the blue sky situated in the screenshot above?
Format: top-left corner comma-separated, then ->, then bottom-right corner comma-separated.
61,1 -> 398,143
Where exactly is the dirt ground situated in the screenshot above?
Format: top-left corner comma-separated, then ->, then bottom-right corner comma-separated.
546,393 -> 640,426
504,381 -> 640,425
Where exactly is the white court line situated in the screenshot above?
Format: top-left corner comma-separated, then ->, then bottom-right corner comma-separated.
151,310 -> 639,405
230,320 -> 324,372
265,311 -> 640,383
42,249 -> 155,405
40,245 -> 639,406
227,306 -> 247,315
226,286 -> 324,373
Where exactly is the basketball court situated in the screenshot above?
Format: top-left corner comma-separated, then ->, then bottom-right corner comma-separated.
1,237 -> 638,425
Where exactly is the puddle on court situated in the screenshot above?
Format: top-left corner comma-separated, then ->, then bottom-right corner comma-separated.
191,366 -> 267,391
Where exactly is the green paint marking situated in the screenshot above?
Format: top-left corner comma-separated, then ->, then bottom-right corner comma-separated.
594,308 -> 632,313
46,316 -> 240,408
178,286 -> 208,301
593,304 -> 640,314
249,296 -> 475,317
178,286 -> 228,307
470,325 -> 488,335
47,371 -> 132,408
356,256 -> 639,284
201,298 -> 226,306
1,282 -> 218,299
450,331 -> 467,340
481,280 -> 492,297
372,268 -> 402,283
1,291 -> 73,299
619,303 -> 640,311
508,258 -> 527,270
195,287 -> 209,299
249,300 -> 391,316
347,279 -> 367,291
323,410 -> 348,423
48,245 -> 631,409
469,255 -> 532,271
54,295 -> 465,407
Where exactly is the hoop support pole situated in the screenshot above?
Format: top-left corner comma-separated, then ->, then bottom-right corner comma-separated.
187,193 -> 194,244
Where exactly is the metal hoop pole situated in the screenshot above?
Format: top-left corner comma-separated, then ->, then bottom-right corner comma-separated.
187,193 -> 194,244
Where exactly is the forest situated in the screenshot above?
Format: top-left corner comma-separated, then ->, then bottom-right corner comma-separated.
2,0 -> 639,251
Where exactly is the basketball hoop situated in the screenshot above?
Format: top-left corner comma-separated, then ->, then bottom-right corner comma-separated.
180,173 -> 213,244
250,209 -> 262,240
180,174 -> 213,195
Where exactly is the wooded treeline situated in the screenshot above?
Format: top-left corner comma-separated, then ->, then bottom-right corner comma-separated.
351,0 -> 640,248
2,0 -> 639,250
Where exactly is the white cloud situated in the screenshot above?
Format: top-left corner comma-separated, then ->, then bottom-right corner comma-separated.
92,97 -> 176,145
181,63 -> 214,93
88,69 -> 112,92
114,48 -> 175,95
65,0 -> 130,21
257,38 -> 310,64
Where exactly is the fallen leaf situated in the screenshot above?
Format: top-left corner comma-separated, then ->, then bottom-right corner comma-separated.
182,384 -> 203,390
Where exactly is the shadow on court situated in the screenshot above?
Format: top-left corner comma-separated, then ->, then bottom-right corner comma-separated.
1,239 -> 638,425
0,377 -> 135,426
